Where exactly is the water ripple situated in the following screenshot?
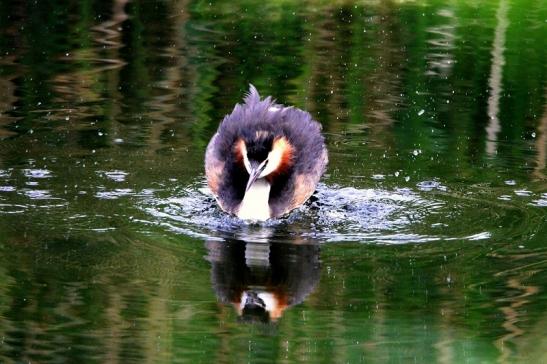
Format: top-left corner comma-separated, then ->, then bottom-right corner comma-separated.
0,203 -> 27,214
22,189 -> 58,200
138,182 -> 445,244
97,170 -> 128,182
22,168 -> 53,179
0,169 -> 12,178
531,198 -> 547,207
95,188 -> 134,200
137,180 -> 545,245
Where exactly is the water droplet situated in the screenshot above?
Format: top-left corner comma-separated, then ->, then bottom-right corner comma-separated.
418,109 -> 425,116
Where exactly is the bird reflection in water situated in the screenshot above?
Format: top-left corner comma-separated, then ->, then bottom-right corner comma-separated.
205,230 -> 320,324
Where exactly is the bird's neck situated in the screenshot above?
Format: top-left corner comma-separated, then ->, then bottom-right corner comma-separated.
237,178 -> 271,221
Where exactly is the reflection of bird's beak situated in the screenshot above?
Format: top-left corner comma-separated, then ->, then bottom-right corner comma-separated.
245,167 -> 261,192
245,161 -> 265,192
244,291 -> 266,308
238,291 -> 270,323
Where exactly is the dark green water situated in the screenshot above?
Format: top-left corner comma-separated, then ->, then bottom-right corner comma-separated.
0,0 -> 546,362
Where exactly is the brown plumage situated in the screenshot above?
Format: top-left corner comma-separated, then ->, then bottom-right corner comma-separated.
205,85 -> 328,220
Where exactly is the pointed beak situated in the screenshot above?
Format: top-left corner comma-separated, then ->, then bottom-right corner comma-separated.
245,166 -> 262,192
245,160 -> 267,192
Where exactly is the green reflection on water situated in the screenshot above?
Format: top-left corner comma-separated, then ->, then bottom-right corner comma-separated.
0,0 -> 546,362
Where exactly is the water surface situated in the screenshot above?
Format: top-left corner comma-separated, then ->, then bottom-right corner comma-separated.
0,0 -> 546,362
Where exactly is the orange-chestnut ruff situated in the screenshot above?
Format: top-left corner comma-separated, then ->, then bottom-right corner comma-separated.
205,85 -> 328,220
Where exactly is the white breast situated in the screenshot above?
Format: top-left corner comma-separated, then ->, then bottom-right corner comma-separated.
237,178 -> 271,221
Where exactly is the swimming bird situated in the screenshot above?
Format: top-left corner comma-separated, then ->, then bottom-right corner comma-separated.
205,85 -> 328,221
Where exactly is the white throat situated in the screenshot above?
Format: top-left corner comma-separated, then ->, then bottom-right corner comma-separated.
237,178 -> 271,221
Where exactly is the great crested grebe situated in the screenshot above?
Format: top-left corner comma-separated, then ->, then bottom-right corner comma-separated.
205,85 -> 328,220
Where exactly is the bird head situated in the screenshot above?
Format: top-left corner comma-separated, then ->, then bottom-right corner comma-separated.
235,132 -> 293,192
